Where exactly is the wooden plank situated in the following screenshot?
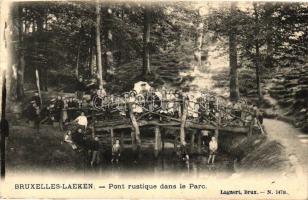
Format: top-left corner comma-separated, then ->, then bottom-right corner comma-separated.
186,122 -> 248,133
95,120 -> 179,128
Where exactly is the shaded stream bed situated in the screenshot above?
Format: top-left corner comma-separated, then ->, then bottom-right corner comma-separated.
7,121 -> 295,177
6,124 -> 235,177
83,133 -> 236,178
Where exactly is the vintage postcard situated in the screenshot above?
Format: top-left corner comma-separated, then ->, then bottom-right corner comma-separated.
0,0 -> 307,199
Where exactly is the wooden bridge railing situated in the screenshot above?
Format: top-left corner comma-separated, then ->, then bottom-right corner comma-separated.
59,90 -> 264,157
61,91 -> 260,133
54,89 -> 266,158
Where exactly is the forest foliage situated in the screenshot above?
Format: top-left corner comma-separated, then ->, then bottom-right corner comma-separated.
9,1 -> 308,101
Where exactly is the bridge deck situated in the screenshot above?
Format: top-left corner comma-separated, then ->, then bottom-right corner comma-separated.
94,120 -> 250,133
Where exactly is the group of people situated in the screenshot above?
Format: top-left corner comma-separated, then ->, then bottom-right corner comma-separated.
24,78 -> 263,167
178,134 -> 218,165
90,81 -> 263,127
25,92 -> 219,166
63,124 -> 121,166
64,127 -> 101,166
25,93 -> 85,129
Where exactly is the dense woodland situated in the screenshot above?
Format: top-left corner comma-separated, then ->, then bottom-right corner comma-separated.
7,2 -> 308,130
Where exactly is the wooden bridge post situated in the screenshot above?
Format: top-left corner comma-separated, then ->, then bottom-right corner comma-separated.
128,103 -> 141,156
215,112 -> 221,143
91,125 -> 96,138
190,131 -> 195,153
174,135 -> 178,153
91,111 -> 96,138
110,128 -> 114,146
120,131 -> 124,151
197,130 -> 202,154
161,128 -> 165,152
248,110 -> 257,137
154,126 -> 162,158
131,130 -> 136,151
248,117 -> 254,137
180,99 -> 188,145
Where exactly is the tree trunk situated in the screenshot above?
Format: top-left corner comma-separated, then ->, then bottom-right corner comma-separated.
194,12 -> 204,72
76,37 -> 81,78
118,7 -> 125,66
264,3 -> 273,68
229,2 -> 240,102
105,8 -> 115,75
42,67 -> 48,91
88,46 -> 93,74
88,35 -> 93,73
36,15 -> 43,33
96,0 -> 105,87
1,73 -> 7,178
142,4 -> 151,75
89,27 -> 96,75
254,3 -> 263,103
16,5 -> 25,99
36,9 -> 48,91
35,69 -> 42,106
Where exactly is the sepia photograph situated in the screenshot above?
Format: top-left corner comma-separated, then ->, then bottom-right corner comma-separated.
0,0 -> 307,199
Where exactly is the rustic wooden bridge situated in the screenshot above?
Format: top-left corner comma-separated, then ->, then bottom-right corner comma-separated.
63,90 -> 263,156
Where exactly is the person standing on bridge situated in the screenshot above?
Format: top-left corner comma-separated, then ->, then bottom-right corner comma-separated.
54,96 -> 64,122
75,76 -> 86,101
30,92 -> 41,108
208,136 -> 218,164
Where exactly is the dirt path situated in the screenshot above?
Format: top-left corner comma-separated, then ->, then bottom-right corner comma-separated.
167,38 -> 230,96
263,118 -> 308,174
